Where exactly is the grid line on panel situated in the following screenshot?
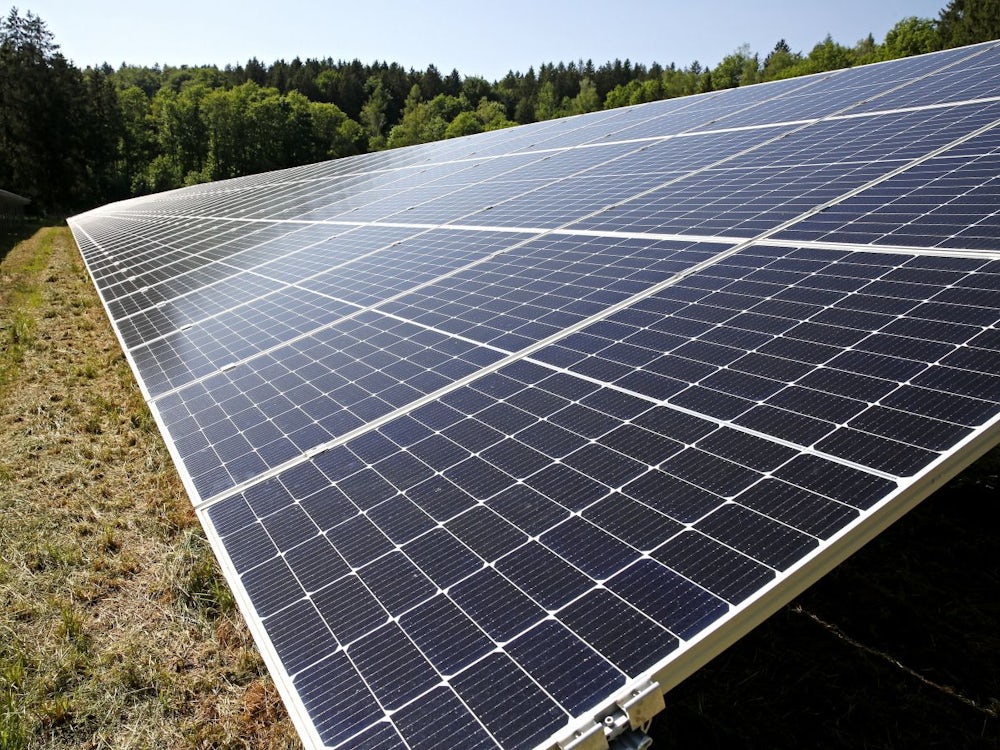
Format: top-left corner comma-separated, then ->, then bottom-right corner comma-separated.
129,109 -> 864,412
183,241 -> 742,510
188,104 -> 1000,512
125,113 -> 824,406
835,95 -> 1000,123
830,41 -> 1000,115
94,218 -> 290,299
203,244 -> 1000,704
570,105 -> 1000,238
199,336 -> 940,750
68,43 -> 1000,750
774,128 -> 1000,252
522,243 -> 1000,478
94,221 -> 314,317
199,388 -> 748,704
763,237 -> 1000,261
89,84 -> 974,228
249,156 -> 550,224
121,224 -> 472,355
472,102 -> 1000,237
83,214 -> 218,280
205,482 -> 664,748
733,114 -> 1000,242
123,93 -> 723,209
83,44 -> 1000,241
135,233 -> 534,402
113,225 -> 384,334
517,352 -> 901,484
500,70 -> 824,154
92,100 -> 1000,254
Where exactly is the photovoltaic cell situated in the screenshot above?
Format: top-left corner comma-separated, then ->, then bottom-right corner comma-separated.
69,41 -> 1000,750
777,146 -> 1000,249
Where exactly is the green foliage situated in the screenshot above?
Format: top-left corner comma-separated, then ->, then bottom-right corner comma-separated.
359,77 -> 391,150
0,4 -> 992,210
476,98 -> 515,131
445,110 -> 483,138
938,0 -> 1000,47
386,86 -> 457,148
535,80 -> 561,121
808,35 -> 854,73
460,76 -> 492,108
712,45 -> 760,89
884,17 -> 941,59
0,8 -> 100,210
118,85 -> 154,193
762,39 -> 802,81
853,33 -> 883,66
443,99 -> 515,139
565,77 -> 601,115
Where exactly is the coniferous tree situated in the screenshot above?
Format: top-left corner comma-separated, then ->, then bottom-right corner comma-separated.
359,77 -> 392,150
5,3 -> 996,210
938,0 -> 1000,47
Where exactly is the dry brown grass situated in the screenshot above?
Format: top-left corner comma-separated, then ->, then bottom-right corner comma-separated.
0,226 -> 299,749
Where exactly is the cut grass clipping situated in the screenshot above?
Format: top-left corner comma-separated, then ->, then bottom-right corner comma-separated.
0,226 -> 297,749
1,225 -> 996,749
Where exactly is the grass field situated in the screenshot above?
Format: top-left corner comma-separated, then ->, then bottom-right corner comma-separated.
0,226 -> 297,749
1,225 -> 996,749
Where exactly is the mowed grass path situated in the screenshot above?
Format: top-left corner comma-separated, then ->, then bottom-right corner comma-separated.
0,226 -> 297,749
0,225 -> 996,749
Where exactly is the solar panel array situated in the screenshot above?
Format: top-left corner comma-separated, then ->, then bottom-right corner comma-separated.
69,42 -> 1000,750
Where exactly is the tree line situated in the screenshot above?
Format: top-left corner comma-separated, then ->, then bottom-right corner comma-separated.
1,0 -> 997,213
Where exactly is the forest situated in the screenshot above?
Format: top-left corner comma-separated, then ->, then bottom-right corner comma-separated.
0,0 -> 998,213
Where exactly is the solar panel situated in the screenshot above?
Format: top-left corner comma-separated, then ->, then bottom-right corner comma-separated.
68,41 -> 1000,750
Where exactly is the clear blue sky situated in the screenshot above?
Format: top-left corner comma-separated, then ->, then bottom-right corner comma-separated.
23,0 -> 948,80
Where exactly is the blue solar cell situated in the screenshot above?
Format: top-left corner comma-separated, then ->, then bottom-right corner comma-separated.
485,483 -> 571,535
450,567 -> 547,641
350,622 -> 439,710
695,503 -> 818,570
623,468 -> 725,523
398,595 -> 493,677
357,552 -> 437,615
342,722 -> 407,750
507,619 -> 625,714
450,653 -> 567,750
559,588 -> 680,675
293,652 -> 383,747
261,599 -> 338,675
446,505 -> 529,561
736,479 -> 859,539
777,145 -> 1000,250
774,455 -> 897,510
606,559 -> 729,640
651,530 -> 775,604
312,574 -> 388,645
542,516 -> 641,579
220,521 -> 277,573
392,686 -> 500,750
240,556 -> 303,617
494,543 -> 594,610
69,41 -> 1000,750
284,535 -> 350,593
581,492 -> 684,552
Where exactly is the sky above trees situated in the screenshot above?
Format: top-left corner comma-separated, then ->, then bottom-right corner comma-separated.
26,0 -> 946,80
